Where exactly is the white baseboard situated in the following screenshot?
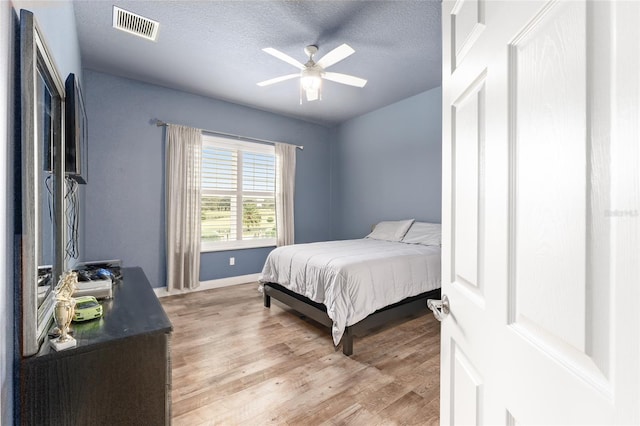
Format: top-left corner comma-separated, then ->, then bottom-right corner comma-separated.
154,273 -> 261,298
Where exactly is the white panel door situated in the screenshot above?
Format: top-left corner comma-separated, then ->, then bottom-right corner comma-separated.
439,0 -> 639,424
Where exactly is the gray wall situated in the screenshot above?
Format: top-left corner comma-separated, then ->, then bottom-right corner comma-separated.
2,1 -> 83,423
83,70 -> 334,287
331,87 -> 442,240
83,71 -> 441,287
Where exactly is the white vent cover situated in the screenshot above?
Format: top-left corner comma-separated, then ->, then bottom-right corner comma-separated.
112,6 -> 159,41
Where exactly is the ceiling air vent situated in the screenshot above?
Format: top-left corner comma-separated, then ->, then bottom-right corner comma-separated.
112,6 -> 159,41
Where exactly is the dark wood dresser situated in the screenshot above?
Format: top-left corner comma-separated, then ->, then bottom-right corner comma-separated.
20,267 -> 173,425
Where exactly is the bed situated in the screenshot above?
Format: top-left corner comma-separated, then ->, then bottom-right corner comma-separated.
259,220 -> 442,355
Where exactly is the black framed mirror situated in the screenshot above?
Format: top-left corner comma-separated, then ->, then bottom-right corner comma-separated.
20,10 -> 66,357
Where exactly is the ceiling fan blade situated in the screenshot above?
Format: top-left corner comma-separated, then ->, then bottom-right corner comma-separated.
316,44 -> 355,69
262,48 -> 305,70
257,74 -> 299,87
323,72 -> 367,88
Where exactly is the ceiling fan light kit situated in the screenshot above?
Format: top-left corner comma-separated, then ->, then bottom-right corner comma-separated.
257,43 -> 367,103
301,66 -> 322,102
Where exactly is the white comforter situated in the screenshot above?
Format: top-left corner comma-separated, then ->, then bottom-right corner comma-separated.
259,238 -> 441,345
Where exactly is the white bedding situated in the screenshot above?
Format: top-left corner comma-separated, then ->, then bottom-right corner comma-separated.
259,238 -> 441,345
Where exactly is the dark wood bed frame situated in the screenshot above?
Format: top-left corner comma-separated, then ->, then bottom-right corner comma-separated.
262,282 -> 441,356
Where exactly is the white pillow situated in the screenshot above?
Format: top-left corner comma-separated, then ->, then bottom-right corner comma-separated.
401,222 -> 441,246
366,219 -> 415,242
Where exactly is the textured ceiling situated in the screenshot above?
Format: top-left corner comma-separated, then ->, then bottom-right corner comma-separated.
73,0 -> 442,126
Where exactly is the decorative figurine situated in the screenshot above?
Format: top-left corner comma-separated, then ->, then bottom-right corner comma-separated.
50,271 -> 78,351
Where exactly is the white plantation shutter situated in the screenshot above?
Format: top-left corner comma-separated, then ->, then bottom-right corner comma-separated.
201,135 -> 276,250
201,144 -> 238,242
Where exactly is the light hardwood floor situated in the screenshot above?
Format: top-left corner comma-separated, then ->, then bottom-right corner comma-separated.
161,282 -> 441,425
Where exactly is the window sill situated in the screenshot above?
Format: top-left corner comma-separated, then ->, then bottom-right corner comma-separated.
201,240 -> 276,253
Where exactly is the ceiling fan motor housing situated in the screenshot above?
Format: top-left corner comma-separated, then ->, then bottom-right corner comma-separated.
304,45 -> 319,59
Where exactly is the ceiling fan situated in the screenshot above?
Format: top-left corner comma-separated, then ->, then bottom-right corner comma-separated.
257,43 -> 367,102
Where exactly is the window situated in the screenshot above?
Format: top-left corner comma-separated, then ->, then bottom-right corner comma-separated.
201,135 -> 276,251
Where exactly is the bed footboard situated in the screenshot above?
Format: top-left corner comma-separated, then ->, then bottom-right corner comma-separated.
263,283 -> 333,328
262,282 -> 440,356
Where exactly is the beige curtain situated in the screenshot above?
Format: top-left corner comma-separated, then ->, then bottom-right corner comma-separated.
165,124 -> 202,291
275,143 -> 296,246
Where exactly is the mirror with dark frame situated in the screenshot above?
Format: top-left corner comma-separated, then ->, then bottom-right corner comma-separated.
20,9 -> 66,357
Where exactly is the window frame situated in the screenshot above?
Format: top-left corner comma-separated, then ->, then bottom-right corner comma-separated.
200,135 -> 277,252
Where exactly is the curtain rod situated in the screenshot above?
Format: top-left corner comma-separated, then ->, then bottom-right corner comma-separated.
154,119 -> 303,150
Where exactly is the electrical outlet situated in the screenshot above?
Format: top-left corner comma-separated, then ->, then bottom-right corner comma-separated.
229,257 -> 235,266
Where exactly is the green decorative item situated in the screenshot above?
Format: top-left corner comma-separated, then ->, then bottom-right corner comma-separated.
72,296 -> 103,322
